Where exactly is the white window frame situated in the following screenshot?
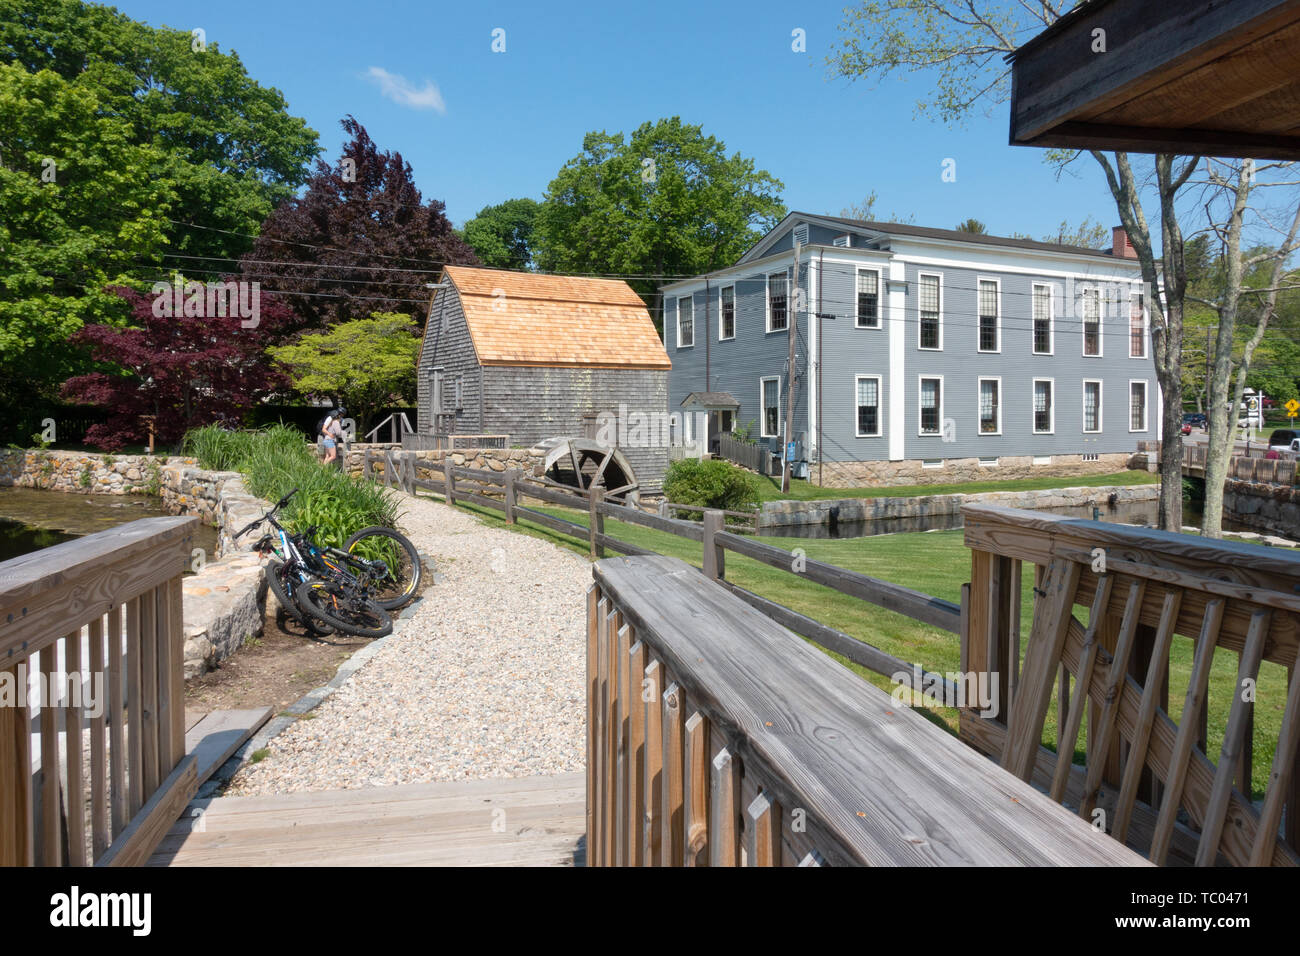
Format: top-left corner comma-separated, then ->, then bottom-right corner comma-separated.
1080,285 -> 1103,357
760,376 -> 781,438
977,376 -> 1002,436
1032,377 -> 1055,435
676,295 -> 694,349
917,271 -> 943,351
855,267 -> 883,330
1082,378 -> 1104,433
854,374 -> 883,437
1032,282 -> 1054,356
454,373 -> 464,411
918,374 -> 944,437
976,277 -> 1001,353
1129,289 -> 1147,358
719,285 -> 736,341
765,271 -> 789,334
1129,379 -> 1149,432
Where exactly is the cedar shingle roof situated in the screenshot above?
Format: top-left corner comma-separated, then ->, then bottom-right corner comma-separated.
443,265 -> 671,370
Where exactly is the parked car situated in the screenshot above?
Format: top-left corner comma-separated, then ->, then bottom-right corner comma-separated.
1181,412 -> 1207,434
1267,428 -> 1299,452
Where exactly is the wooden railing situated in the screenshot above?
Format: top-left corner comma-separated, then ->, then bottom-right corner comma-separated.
586,554 -> 1147,866
360,449 -> 959,696
960,504 -> 1300,866
0,516 -> 198,866
1140,440 -> 1298,485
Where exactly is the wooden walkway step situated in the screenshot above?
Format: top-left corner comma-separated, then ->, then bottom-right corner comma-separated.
186,708 -> 273,788
148,772 -> 586,866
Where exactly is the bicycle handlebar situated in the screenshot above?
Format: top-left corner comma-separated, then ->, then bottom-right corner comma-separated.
234,487 -> 299,539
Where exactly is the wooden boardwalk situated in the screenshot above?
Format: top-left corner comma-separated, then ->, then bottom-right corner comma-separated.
148,773 -> 586,866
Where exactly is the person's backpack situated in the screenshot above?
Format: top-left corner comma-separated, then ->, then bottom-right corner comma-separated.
316,414 -> 334,439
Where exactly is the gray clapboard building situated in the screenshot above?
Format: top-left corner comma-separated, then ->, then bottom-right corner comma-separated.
662,213 -> 1157,486
417,265 -> 672,488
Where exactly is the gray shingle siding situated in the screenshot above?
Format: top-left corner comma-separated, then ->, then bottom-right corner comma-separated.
418,288 -> 482,434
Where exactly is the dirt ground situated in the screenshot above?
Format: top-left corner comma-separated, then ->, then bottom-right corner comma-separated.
184,606 -> 371,715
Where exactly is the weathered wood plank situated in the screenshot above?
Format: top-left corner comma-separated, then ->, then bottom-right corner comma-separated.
642,658 -> 663,866
746,791 -> 780,866
1250,657 -> 1300,865
97,756 -> 197,867
64,631 -> 86,866
89,617 -> 108,861
1050,575 -> 1115,802
107,604 -> 126,838
710,747 -> 741,866
661,681 -> 684,867
126,596 -> 143,818
0,661 -> 33,866
626,640 -> 646,866
683,711 -> 709,866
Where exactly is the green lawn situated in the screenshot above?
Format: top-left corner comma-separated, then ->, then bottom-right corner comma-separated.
752,469 -> 1159,503
434,491 -> 1284,800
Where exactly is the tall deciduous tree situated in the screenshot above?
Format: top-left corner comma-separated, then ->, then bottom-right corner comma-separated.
243,116 -> 478,333
267,313 -> 420,436
829,1 -> 1195,531
62,283 -> 293,450
535,117 -> 786,329
461,198 -> 540,269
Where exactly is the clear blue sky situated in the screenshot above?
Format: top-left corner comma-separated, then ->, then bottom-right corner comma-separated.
114,0 -> 1121,238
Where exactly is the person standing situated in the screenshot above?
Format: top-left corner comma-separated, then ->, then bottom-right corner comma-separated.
321,407 -> 347,466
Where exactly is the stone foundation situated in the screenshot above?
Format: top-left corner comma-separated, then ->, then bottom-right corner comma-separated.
814,452 -> 1140,488
1223,480 -> 1300,540
342,444 -> 545,479
0,448 -> 189,495
758,483 -> 1160,530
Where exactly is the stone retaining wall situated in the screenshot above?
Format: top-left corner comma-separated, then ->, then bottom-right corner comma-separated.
342,444 -> 544,478
0,448 -> 184,495
758,483 -> 1161,529
1223,480 -> 1300,540
815,452 -> 1139,488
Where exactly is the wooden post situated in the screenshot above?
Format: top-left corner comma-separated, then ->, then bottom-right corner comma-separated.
702,510 -> 725,581
658,499 -> 669,519
589,488 -> 605,560
0,663 -> 32,866
443,460 -> 456,506
504,469 -> 518,524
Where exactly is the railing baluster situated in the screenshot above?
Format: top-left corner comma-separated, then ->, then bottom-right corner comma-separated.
661,682 -> 685,866
627,639 -> 646,866
107,604 -> 126,838
140,587 -> 160,797
38,643 -> 61,866
746,791 -> 780,866
126,596 -> 143,817
642,659 -> 664,865
64,631 -> 86,866
684,711 -> 710,866
1050,575 -> 1115,802
89,616 -> 108,862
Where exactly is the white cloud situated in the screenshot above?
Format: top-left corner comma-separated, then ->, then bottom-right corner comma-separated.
364,67 -> 446,113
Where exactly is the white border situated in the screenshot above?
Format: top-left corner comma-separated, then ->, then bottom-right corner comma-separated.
760,375 -> 781,438
917,271 -> 943,350
676,295 -> 694,349
977,376 -> 1002,436
719,285 -> 736,341
1083,378 -> 1103,433
1129,378 -> 1149,432
1129,288 -> 1147,358
854,374 -> 883,437
1031,282 -> 1054,355
918,374 -> 944,436
976,276 -> 1001,353
1032,377 -> 1055,434
765,271 -> 788,334
1080,285 -> 1103,357
855,266 -> 883,329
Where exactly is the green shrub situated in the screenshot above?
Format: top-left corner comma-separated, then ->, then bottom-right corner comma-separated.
662,459 -> 760,513
181,423 -> 400,547
78,464 -> 93,489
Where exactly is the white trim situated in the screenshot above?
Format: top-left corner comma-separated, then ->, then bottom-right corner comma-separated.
1128,288 -> 1148,358
718,284 -> 736,341
977,376 -> 1002,436
807,258 -> 818,464
921,458 -> 944,469
1082,378 -> 1103,433
1128,378 -> 1149,432
1031,281 -> 1055,356
1080,285 -> 1103,357
855,266 -> 883,329
887,259 -> 906,461
760,376 -> 781,438
918,374 -> 944,437
1032,377 -> 1055,434
676,295 -> 694,349
854,374 -> 884,438
765,271 -> 789,334
917,271 -> 943,351
976,276 -> 1001,353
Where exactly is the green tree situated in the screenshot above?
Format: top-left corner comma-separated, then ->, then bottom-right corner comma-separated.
0,63 -> 175,403
462,198 -> 540,269
0,0 -> 319,264
267,314 -> 420,436
535,117 -> 786,330
954,218 -> 987,234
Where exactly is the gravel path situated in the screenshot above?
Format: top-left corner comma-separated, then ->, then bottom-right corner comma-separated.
226,495 -> 591,795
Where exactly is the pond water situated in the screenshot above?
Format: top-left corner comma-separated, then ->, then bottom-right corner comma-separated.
758,495 -> 1239,540
0,487 -> 219,565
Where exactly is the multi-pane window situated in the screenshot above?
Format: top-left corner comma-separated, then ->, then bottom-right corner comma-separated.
720,286 -> 735,340
856,270 -> 880,328
978,280 -> 998,351
920,377 -> 941,434
856,376 -> 881,436
979,378 -> 1000,434
1130,381 -> 1147,430
1032,284 -> 1052,354
762,377 -> 780,437
919,274 -> 941,349
1033,380 -> 1053,433
767,273 -> 788,332
1130,292 -> 1146,357
1083,380 -> 1102,432
454,374 -> 464,410
677,296 -> 693,348
1082,287 -> 1101,355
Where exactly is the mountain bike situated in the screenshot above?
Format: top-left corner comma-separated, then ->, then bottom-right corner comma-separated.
234,489 -> 404,638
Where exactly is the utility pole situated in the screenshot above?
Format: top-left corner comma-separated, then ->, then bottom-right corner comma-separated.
782,241 -> 801,494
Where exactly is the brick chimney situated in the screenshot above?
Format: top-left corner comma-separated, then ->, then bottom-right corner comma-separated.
1111,225 -> 1138,259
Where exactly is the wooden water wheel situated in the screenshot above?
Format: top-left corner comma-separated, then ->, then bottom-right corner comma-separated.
537,437 -> 640,502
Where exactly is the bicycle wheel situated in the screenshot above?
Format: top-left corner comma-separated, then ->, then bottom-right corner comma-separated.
266,559 -> 334,636
343,526 -> 422,610
294,578 -> 392,638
